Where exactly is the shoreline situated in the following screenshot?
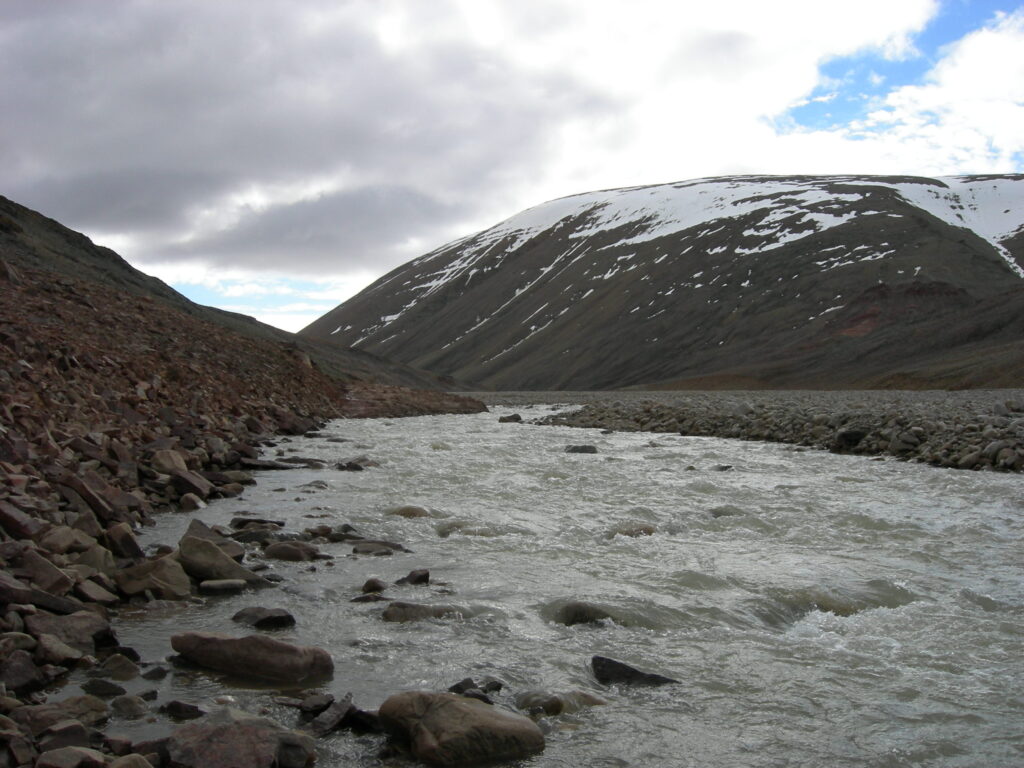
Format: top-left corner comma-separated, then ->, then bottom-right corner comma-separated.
471,390 -> 1024,472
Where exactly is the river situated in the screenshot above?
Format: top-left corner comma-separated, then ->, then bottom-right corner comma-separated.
102,404 -> 1022,767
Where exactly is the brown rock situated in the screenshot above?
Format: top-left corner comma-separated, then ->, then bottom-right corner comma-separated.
35,746 -> 108,768
74,579 -> 120,607
34,633 -> 85,666
9,695 -> 109,737
177,536 -> 269,586
263,541 -> 321,562
0,499 -> 48,539
166,707 -> 316,768
170,470 -> 214,500
381,602 -> 464,623
20,549 -> 74,595
104,522 -> 145,560
24,610 -> 114,654
379,691 -> 544,766
150,450 -> 187,475
70,544 -> 117,577
115,555 -> 191,600
170,632 -> 333,684
40,526 -> 96,555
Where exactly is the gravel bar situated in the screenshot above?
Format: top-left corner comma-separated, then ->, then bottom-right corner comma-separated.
470,390 -> 1024,472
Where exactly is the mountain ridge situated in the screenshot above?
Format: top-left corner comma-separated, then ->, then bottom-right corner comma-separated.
302,174 -> 1024,390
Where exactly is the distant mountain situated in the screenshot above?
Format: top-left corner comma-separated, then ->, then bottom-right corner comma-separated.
0,194 -> 463,391
301,175 -> 1024,390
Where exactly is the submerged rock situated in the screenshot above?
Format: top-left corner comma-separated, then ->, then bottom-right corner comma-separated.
381,602 -> 464,623
231,607 -> 296,629
379,691 -> 544,766
591,655 -> 679,687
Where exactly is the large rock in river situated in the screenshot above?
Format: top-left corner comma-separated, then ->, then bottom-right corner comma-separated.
171,632 -> 333,684
379,691 -> 544,766
177,535 -> 271,586
166,707 -> 316,768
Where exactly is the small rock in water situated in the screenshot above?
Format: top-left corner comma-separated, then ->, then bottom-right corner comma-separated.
565,445 -> 598,454
361,578 -> 387,594
498,414 -> 523,423
231,607 -> 296,629
395,569 -> 429,586
591,655 -> 679,687
160,700 -> 206,720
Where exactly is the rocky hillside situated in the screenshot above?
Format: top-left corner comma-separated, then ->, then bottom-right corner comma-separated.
302,175 -> 1024,390
0,194 -> 468,391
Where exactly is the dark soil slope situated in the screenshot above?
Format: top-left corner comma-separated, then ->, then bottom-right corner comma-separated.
303,175 -> 1024,390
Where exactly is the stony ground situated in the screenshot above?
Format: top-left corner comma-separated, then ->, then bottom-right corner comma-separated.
0,258 -> 484,766
475,390 -> 1024,472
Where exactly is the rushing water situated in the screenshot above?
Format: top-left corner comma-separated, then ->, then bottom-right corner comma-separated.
100,405 -> 1021,767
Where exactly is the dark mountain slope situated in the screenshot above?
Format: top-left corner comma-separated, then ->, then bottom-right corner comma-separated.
0,195 -> 461,391
302,175 -> 1024,390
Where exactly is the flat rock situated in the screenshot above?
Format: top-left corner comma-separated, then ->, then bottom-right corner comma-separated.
379,691 -> 544,766
171,632 -> 333,684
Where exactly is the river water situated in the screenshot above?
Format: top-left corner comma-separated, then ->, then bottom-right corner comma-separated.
106,405 -> 1022,767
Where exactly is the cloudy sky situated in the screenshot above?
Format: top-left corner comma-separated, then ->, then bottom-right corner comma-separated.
3,1 -> 1023,331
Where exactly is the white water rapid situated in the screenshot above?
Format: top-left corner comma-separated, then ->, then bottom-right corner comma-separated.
101,405 -> 1022,767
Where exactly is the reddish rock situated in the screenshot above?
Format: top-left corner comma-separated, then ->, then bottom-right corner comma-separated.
115,556 -> 191,600
170,632 -> 333,684
0,498 -> 48,539
379,691 -> 544,766
166,707 -> 316,768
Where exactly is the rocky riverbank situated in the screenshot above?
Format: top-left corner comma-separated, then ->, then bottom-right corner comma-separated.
0,259 -> 488,766
476,390 -> 1024,472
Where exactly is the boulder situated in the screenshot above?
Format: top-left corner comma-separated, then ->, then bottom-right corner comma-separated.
98,653 -> 140,681
552,601 -> 613,626
231,607 -> 296,629
514,690 -> 607,716
590,655 -> 679,686
104,522 -> 145,560
177,536 -> 270,585
306,693 -> 354,737
183,519 -> 244,561
114,555 -> 191,600
0,499 -> 49,539
170,632 -> 333,684
150,449 -> 188,475
20,549 -> 74,595
379,691 -> 544,766
9,695 -> 109,737
381,602 -> 464,623
263,541 -> 320,562
35,746 -> 108,768
395,569 -> 430,586
165,707 -> 316,768
37,719 -> 91,752
24,610 -> 114,654
386,505 -> 430,518
0,648 -> 48,693
110,694 -> 148,719
35,633 -> 85,666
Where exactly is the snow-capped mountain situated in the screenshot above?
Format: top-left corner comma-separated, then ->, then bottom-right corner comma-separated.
302,175 -> 1024,390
